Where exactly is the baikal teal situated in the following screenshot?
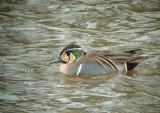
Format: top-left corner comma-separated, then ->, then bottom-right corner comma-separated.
50,44 -> 147,76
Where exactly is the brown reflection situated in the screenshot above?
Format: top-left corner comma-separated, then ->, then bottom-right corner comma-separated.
58,74 -> 117,89
125,70 -> 139,77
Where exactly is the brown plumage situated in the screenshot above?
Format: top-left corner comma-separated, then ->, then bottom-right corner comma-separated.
77,49 -> 147,71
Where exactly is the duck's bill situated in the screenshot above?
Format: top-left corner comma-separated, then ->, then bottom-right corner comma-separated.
50,57 -> 62,64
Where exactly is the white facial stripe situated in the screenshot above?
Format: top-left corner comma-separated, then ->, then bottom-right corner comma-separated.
77,64 -> 83,76
64,48 -> 82,53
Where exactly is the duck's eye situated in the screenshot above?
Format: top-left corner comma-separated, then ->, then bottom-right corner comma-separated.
66,51 -> 70,57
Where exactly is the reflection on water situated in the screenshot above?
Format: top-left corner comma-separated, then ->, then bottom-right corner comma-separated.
0,0 -> 160,112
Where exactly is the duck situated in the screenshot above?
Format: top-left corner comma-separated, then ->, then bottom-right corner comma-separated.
50,44 -> 147,76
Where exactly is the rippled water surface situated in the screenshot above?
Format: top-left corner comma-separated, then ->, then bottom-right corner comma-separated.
0,0 -> 160,112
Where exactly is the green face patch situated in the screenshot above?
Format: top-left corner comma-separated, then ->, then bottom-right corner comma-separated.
68,49 -> 84,59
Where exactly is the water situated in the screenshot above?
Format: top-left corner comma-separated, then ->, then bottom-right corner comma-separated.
0,0 -> 160,112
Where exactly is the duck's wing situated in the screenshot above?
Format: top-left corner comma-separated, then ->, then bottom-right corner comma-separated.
85,50 -> 136,64
78,51 -> 121,72
81,49 -> 147,72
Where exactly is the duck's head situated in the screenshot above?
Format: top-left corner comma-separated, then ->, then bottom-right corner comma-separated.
50,44 -> 86,64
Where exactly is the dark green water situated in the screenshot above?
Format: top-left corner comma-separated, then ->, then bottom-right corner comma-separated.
0,0 -> 160,112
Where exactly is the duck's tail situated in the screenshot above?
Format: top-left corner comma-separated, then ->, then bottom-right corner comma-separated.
125,56 -> 148,71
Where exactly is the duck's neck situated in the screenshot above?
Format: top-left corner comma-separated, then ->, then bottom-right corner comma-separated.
59,63 -> 72,75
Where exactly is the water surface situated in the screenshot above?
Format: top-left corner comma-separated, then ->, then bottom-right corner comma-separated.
0,0 -> 160,112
